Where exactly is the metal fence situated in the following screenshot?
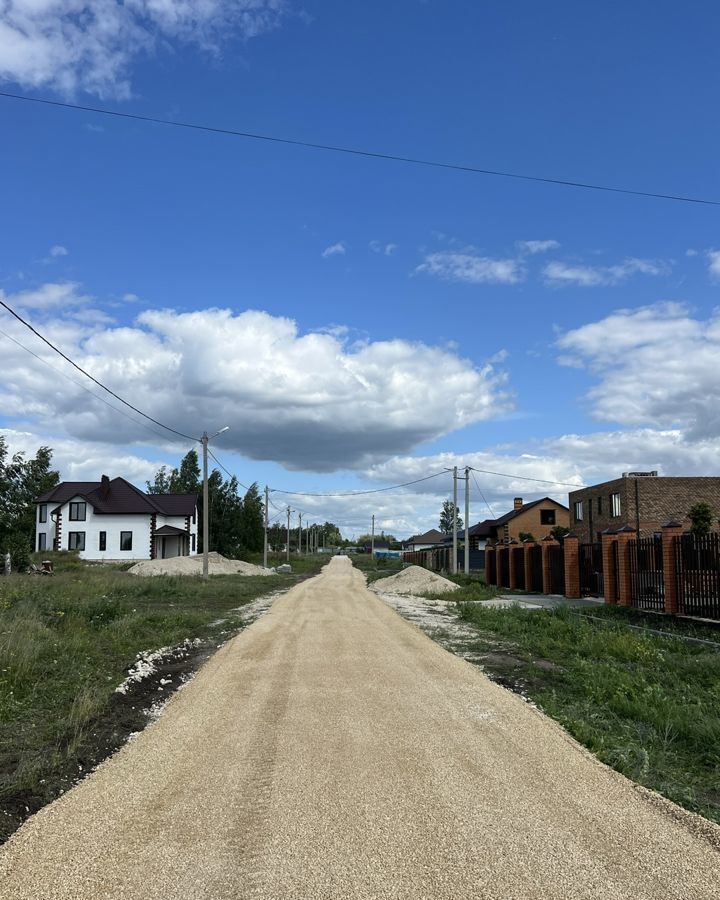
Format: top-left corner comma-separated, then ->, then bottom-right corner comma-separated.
579,542 -> 604,597
499,549 -> 510,588
548,544 -> 565,595
629,535 -> 664,611
676,532 -> 720,619
512,549 -> 525,590
529,544 -> 543,592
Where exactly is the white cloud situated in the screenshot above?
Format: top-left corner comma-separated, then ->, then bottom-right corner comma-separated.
370,241 -> 397,256
557,302 -> 720,440
1,281 -> 90,310
0,1 -> 287,98
517,239 -> 560,255
49,244 -> 68,257
706,249 -> 720,280
0,292 -> 513,471
321,242 -> 346,258
415,252 -> 525,285
543,257 -> 670,287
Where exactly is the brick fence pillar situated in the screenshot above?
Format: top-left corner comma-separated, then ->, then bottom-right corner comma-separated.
485,544 -> 496,586
601,530 -> 618,605
662,521 -> 683,615
563,534 -> 581,599
616,526 -> 637,607
508,541 -> 519,590
523,540 -> 535,593
541,536 -> 558,595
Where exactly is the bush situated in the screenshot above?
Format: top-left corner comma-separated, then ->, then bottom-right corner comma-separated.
4,534 -> 32,572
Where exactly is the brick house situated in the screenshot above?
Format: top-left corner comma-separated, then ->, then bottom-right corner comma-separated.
402,529 -> 446,552
568,472 -> 720,543
468,497 -> 569,545
36,475 -> 198,561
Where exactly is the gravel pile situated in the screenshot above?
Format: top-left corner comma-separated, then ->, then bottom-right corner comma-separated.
128,552 -> 274,577
368,564 -> 459,595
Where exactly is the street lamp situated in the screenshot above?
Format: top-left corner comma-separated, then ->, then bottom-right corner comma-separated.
201,426 -> 229,579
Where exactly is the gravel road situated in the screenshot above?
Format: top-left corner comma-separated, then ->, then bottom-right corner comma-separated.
1,557 -> 719,899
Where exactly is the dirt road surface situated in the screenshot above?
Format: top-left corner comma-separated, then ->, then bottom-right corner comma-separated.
1,557 -> 719,899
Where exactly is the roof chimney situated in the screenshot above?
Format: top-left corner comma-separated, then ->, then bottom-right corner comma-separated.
100,474 -> 110,499
514,497 -> 523,510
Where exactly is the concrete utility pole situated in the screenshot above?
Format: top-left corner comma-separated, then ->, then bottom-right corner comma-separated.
298,513 -> 303,554
263,485 -> 269,569
464,467 -> 470,576
286,507 -> 291,562
201,426 -> 229,580
452,465 -> 458,575
371,514 -> 375,557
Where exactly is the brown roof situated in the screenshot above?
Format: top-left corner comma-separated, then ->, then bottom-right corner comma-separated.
405,529 -> 445,544
38,478 -> 197,516
491,497 -> 568,527
153,524 -> 188,536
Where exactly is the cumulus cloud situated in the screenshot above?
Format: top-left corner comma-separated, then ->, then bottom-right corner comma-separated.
415,252 -> 524,285
517,239 -> 560,255
0,1 -> 287,98
557,302 -> 720,440
0,294 -> 513,471
1,281 -> 90,310
321,242 -> 346,258
706,249 -> 720,280
543,257 -> 670,287
49,244 -> 68,257
369,241 -> 397,256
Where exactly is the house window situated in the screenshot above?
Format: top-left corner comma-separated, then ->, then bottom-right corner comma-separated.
38,533 -> 46,551
597,496 -> 603,516
611,492 -> 621,517
99,531 -> 107,552
574,501 -> 583,522
69,502 -> 86,521
120,531 -> 133,551
68,532 -> 86,551
540,509 -> 556,525
192,508 -> 196,525
39,504 -> 47,523
191,533 -> 196,552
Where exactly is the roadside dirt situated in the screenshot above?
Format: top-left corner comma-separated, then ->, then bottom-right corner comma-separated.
1,558 -> 719,899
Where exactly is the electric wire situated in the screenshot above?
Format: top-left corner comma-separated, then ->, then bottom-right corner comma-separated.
206,448 -> 251,491
2,90 -> 718,207
470,470 -> 497,520
469,466 -> 585,490
270,470 -> 447,497
0,298 -> 198,442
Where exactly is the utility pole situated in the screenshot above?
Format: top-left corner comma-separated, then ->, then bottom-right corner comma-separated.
263,485 -> 269,569
286,507 -> 291,562
371,514 -> 375,557
298,513 -> 303,554
464,467 -> 470,575
452,465 -> 458,575
200,426 -> 229,580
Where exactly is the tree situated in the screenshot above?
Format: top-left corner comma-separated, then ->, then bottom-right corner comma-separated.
239,483 -> 264,553
146,465 -> 172,494
171,450 -> 201,494
550,525 -> 570,542
439,500 -> 463,535
0,437 -> 59,563
518,531 -> 536,542
688,502 -> 713,536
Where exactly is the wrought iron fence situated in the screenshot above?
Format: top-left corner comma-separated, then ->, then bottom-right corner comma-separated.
512,549 -> 525,590
548,544 -> 565,595
579,542 -> 604,597
529,544 -> 543,592
499,549 -> 510,588
676,532 -> 720,619
629,535 -> 664,611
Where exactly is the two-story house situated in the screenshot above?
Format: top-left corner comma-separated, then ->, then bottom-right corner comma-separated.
36,475 -> 198,561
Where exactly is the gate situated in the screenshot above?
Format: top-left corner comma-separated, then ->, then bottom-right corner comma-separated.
579,542 -> 604,597
548,543 -> 565,594
629,535 -> 664,611
499,549 -> 510,588
486,549 -> 496,585
529,544 -> 543,592
676,533 -> 720,620
512,549 -> 525,590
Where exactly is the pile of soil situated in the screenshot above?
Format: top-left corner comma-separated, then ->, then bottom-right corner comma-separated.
368,565 -> 459,595
128,552 -> 274,577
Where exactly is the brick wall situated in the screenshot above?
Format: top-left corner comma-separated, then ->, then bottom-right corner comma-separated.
501,501 -> 569,542
569,476 -> 720,542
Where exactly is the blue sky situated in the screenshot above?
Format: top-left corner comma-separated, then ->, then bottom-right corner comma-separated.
2,1 -> 720,538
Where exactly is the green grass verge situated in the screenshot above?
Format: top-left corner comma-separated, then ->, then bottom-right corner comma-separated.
350,555 -> 404,583
0,550 -> 326,840
457,602 -> 720,825
423,571 -> 498,602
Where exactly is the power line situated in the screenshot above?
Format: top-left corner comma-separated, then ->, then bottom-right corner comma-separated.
0,298 -> 198,443
270,470 -> 447,497
206,448 -> 251,491
470,470 -> 497,520
2,90 -> 718,207
0,327 -> 177,446
469,466 -> 585,490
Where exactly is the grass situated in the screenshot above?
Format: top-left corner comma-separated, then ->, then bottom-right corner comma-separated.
422,571 -> 498,602
0,550 -> 326,841
457,601 -> 720,825
349,554 -> 404,583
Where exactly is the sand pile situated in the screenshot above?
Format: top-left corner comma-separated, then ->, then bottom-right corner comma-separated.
368,565 -> 459,595
128,552 -> 274,577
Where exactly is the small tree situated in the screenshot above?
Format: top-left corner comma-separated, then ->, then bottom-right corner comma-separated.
439,500 -> 463,535
550,525 -> 570,542
688,502 -> 713,536
518,531 -> 536,542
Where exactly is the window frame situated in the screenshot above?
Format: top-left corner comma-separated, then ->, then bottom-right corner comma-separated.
540,509 -> 556,526
99,531 -> 107,552
120,531 -> 133,552
69,501 -> 87,522
611,492 -> 621,517
574,500 -> 584,522
39,504 -> 47,523
191,533 -> 196,552
68,531 -> 86,551
38,532 -> 47,552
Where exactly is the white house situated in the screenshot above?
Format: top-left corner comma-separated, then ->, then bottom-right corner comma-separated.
36,475 -> 198,562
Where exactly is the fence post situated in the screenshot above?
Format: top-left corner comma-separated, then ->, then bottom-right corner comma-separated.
601,529 -> 618,605
563,534 -> 581,599
523,540 -> 535,592
485,544 -> 496,585
616,526 -> 636,607
508,540 -> 519,589
662,521 -> 683,615
541,536 -> 557,595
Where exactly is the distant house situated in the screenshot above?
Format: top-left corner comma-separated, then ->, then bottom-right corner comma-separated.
402,529 -> 446,552
362,540 -> 390,554
470,497 -> 569,545
569,472 -> 720,542
36,475 -> 198,561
